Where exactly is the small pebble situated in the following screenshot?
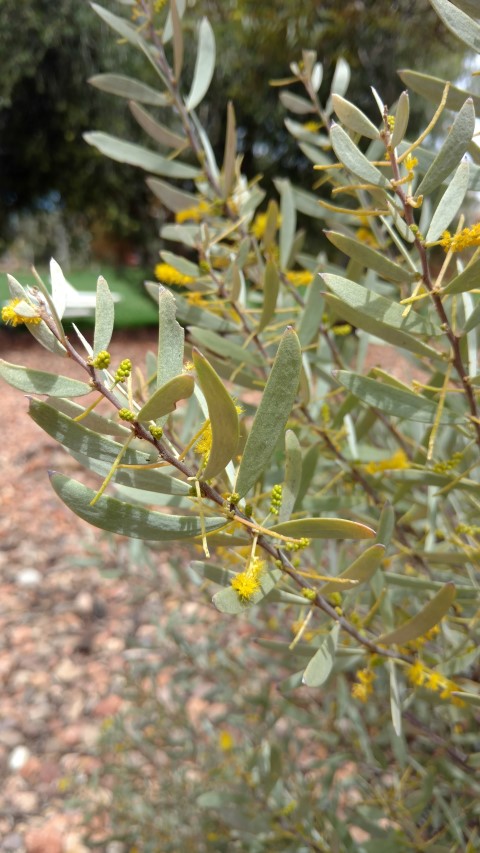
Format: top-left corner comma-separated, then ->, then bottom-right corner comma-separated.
16,568 -> 42,587
8,744 -> 30,771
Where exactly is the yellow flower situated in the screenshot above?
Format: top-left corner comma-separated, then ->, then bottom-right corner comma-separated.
303,121 -> 321,132
194,421 -> 213,459
285,270 -> 314,287
425,671 -> 446,692
352,682 -> 370,702
218,730 -> 234,752
364,449 -> 409,475
357,668 -> 375,685
175,201 -> 210,224
440,223 -> 480,253
231,556 -> 265,601
154,263 -> 195,287
355,226 -> 379,248
332,323 -> 353,336
251,211 -> 282,240
404,154 -> 418,172
2,298 -> 42,327
407,661 -> 426,687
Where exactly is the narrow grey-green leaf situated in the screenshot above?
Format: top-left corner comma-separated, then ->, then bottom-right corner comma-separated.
332,94 -> 378,139
83,132 -> 199,179
93,276 -> 115,355
325,232 -> 415,283
278,179 -> 296,269
464,300 -> 480,334
302,624 -> 340,687
330,123 -> 390,187
163,0 -> 186,43
145,282 -> 240,332
160,251 -> 200,278
426,159 -> 470,242
190,560 -> 232,587
89,74 -> 168,105
188,327 -> 263,366
429,0 -> 480,52
28,400 -> 189,495
450,691 -> 480,706
171,0 -> 184,81
130,103 -> 186,150
147,178 -> 198,213
49,472 -> 226,540
90,3 -> 143,47
378,583 -> 456,645
319,543 -> 385,595
335,370 -> 461,423
269,517 -> 376,540
235,328 -> 301,497
390,91 -> 409,149
7,275 -> 66,356
213,570 -> 282,614
193,349 -> 239,479
0,360 -> 91,397
416,99 -> 475,197
442,256 -> 480,295
375,503 -> 395,547
278,430 -> 302,523
257,261 -> 280,333
185,17 -> 216,111
298,276 -> 323,346
389,661 -> 402,737
157,287 -> 185,400
330,57 -> 351,98
136,374 -> 194,421
279,91 -> 314,115
398,69 -> 480,114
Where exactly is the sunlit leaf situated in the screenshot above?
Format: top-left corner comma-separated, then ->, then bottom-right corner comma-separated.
185,18 -> 216,111
279,91 -> 314,115
319,544 -> 385,595
332,94 -> 379,139
324,232 -> 415,283
0,360 -> 91,397
330,123 -> 390,187
426,159 -> 470,243
442,257 -> 480,295
93,276 -> 115,355
145,282 -> 240,332
378,583 -> 456,645
429,0 -> 480,53
188,327 -> 263,366
193,349 -> 240,479
278,179 -> 296,269
391,91 -> 409,149
235,328 -> 302,497
84,131 -> 199,179
136,374 -> 194,421
269,517 -> 376,540
49,472 -> 226,540
416,99 -> 475,197
89,73 -> 169,105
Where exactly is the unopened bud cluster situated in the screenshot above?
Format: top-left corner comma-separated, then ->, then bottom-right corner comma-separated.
270,484 -> 283,516
285,537 -> 310,552
92,350 -> 111,369
114,359 -> 132,383
148,424 -> 163,440
118,407 -> 136,422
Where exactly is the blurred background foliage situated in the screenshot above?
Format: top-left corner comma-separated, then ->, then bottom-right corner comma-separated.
0,0 -> 465,270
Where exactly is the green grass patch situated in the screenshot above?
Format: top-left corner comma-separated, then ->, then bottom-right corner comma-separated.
1,265 -> 158,328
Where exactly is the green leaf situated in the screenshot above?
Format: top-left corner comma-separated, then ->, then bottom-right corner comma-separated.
136,374 -> 194,421
171,0 -> 184,81
426,159 -> 470,243
156,288 -> 185,421
416,99 -> 475,197
83,132 -> 199,179
235,328 -> 301,497
145,283 -> 240,332
289,185 -> 325,219
185,17 -> 216,111
391,91 -> 409,149
45,397 -> 128,438
302,624 -> 340,687
163,0 -> 186,43
331,94 -> 379,139
50,472 -> 226,540
190,560 -> 233,587
324,232 -> 415,283
322,274 -> 441,358
319,544 -> 385,595
88,74 -> 169,105
298,275 -> 323,347
375,503 -> 395,547
147,177 -> 197,212
398,69 -> 480,114
389,661 -> 402,737
269,517 -> 376,540
222,101 -> 236,198
90,2 -> 144,47
160,251 -> 200,279
278,430 -> 302,523
464,300 -> 480,334
257,261 -> 280,333
130,103 -> 187,150
193,349 -> 240,479
278,179 -> 296,269
212,570 -> 282,614
335,370 -> 461,423
450,691 -> 480,706
377,583 -> 456,645
188,327 -> 263,366
330,57 -> 351,98
442,257 -> 480,295
0,360 -> 91,397
93,276 -> 115,355
28,399 -> 189,495
429,0 -> 480,52
330,123 -> 390,187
